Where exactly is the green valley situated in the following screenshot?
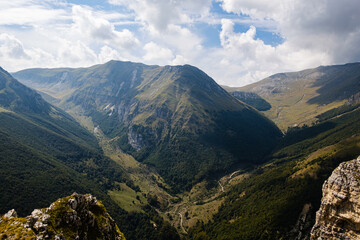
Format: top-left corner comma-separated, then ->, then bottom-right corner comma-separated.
2,60 -> 360,239
1,1 -> 359,239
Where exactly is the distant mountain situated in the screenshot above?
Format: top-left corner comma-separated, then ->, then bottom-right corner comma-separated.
228,62 -> 360,130
14,61 -> 282,191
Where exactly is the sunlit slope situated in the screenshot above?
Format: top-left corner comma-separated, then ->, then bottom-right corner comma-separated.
228,62 -> 360,130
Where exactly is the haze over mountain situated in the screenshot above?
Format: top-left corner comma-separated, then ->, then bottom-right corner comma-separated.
227,62 -> 360,130
14,61 -> 282,191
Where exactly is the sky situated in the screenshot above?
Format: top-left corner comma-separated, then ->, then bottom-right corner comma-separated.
0,0 -> 360,87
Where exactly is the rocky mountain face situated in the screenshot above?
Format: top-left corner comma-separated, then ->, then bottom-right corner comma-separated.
0,193 -> 125,240
14,61 -> 282,190
311,156 -> 360,239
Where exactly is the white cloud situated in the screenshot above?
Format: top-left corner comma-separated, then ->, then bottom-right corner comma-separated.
198,18 -> 329,86
218,0 -> 360,65
171,55 -> 188,65
108,0 -> 212,32
0,33 -> 57,71
57,40 -> 97,67
0,1 -> 68,25
98,45 -> 125,63
143,42 -> 174,64
0,1 -> 141,71
71,5 -> 139,49
218,0 -> 285,20
0,33 -> 30,59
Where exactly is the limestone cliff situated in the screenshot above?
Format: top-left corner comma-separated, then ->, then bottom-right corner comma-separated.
0,193 -> 125,240
311,156 -> 360,239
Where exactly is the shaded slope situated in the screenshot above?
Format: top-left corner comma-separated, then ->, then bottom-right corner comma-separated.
0,67 -> 179,240
0,67 -> 109,216
229,91 -> 271,111
14,61 -> 282,191
229,62 -> 360,130
0,66 -> 50,114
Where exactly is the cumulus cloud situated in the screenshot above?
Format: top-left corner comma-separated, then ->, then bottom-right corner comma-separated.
143,41 -> 174,64
198,18 -> 329,86
108,0 -> 212,32
108,0 -> 206,67
203,20 -> 280,86
0,33 -> 30,59
57,40 -> 98,67
98,45 -> 125,63
0,33 -> 58,71
218,0 -> 285,19
218,0 -> 360,64
171,55 -> 188,65
72,5 -> 139,49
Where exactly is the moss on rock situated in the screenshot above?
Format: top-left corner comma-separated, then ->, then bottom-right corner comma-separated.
0,193 -> 125,240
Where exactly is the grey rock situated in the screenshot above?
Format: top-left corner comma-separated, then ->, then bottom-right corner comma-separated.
311,156 -> 360,239
3,209 -> 17,219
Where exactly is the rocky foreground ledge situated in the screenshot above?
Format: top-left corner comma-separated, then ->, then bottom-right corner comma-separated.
0,193 -> 125,240
311,156 -> 360,239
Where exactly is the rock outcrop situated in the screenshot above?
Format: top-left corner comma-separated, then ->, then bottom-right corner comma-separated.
310,156 -> 360,239
0,193 -> 125,240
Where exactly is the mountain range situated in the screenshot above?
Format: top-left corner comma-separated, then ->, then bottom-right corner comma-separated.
1,61 -> 360,239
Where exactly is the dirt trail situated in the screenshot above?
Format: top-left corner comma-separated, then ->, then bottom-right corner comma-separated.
179,212 -> 187,233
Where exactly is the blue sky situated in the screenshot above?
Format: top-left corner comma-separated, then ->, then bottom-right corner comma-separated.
0,0 -> 359,86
